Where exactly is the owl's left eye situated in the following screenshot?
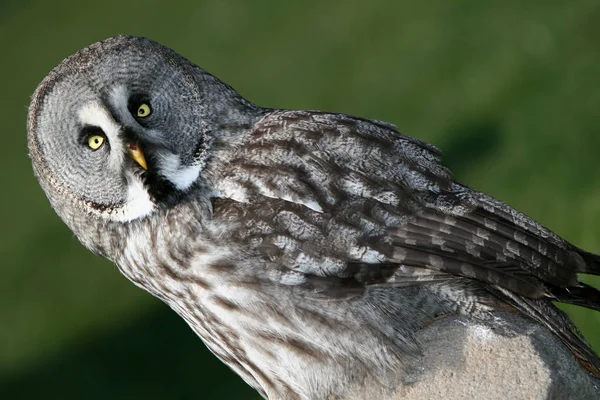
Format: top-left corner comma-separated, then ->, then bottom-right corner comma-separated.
136,103 -> 151,118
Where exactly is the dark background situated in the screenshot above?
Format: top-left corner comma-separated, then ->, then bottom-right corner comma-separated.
2,1 -> 600,399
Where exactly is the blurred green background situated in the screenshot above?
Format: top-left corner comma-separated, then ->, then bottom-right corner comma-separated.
2,0 -> 600,399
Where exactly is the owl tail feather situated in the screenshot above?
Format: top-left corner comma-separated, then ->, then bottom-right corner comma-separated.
547,248 -> 600,312
576,250 -> 600,275
552,283 -> 600,312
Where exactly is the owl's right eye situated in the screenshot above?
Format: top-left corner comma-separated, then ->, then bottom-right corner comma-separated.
88,135 -> 105,150
79,126 -> 108,151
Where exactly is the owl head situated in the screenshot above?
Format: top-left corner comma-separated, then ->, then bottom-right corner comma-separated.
28,36 -> 259,227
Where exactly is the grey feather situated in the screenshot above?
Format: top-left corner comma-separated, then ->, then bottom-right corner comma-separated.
27,35 -> 600,399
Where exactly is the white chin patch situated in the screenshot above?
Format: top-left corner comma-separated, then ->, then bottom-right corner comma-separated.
158,153 -> 201,190
110,171 -> 156,222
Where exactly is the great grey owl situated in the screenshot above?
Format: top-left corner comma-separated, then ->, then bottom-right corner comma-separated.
27,36 -> 600,399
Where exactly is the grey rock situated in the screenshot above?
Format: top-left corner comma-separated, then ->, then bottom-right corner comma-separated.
398,312 -> 599,400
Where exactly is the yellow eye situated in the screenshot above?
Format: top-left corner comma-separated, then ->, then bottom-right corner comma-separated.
87,135 -> 105,150
137,103 -> 151,118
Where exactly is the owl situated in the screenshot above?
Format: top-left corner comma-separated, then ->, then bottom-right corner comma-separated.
27,36 -> 600,399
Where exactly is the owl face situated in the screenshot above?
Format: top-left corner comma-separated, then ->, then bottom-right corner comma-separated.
28,37 -> 230,223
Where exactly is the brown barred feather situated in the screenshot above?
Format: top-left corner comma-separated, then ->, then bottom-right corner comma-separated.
28,37 -> 600,399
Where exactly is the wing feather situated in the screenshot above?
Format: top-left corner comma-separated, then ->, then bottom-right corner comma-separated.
208,109 -> 600,374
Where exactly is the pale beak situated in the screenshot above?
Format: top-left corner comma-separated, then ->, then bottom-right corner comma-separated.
128,142 -> 148,170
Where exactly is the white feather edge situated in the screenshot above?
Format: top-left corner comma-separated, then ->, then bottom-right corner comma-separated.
215,179 -> 324,213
